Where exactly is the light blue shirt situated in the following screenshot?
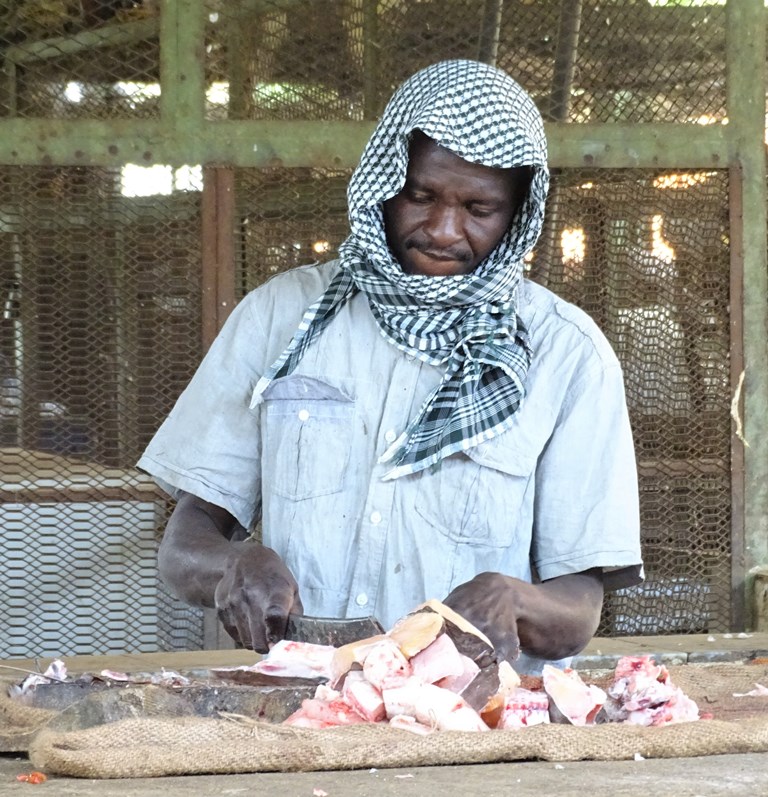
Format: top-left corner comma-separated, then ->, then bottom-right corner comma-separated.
138,260 -> 643,673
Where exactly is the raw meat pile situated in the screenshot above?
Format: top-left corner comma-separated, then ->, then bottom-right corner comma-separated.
240,600 -> 701,734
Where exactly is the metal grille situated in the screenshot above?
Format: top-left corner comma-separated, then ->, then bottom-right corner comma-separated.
531,167 -> 732,634
234,167 -> 351,293
0,165 -> 205,657
204,0 -> 726,123
1,1 -> 160,119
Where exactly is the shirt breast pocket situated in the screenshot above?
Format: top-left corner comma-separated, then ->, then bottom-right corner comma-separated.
413,441 -> 537,548
260,378 -> 355,501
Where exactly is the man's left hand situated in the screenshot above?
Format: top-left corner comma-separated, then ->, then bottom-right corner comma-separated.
443,569 -> 604,663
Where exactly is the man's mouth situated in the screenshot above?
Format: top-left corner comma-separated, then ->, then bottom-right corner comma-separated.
408,244 -> 471,265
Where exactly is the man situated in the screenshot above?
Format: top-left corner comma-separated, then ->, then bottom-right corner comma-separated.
138,59 -> 642,674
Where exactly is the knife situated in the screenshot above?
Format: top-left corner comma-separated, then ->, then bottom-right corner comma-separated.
284,613 -> 385,647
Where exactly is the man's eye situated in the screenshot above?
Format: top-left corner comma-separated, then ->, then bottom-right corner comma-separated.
469,205 -> 495,218
407,190 -> 431,203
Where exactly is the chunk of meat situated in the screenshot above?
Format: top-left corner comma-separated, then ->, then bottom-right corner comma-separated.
410,633 -> 465,685
497,688 -> 551,730
284,696 -> 369,727
389,714 -> 435,735
479,661 -> 524,728
362,638 -> 413,690
342,671 -> 386,723
415,599 -> 493,648
283,685 -> 369,727
542,665 -> 606,726
382,677 -> 489,732
248,640 -> 336,680
604,655 -> 699,726
330,635 -> 389,685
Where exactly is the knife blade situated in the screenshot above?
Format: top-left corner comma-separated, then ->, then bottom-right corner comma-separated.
284,613 -> 385,646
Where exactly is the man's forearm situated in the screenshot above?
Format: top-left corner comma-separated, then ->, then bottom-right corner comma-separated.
157,494 -> 246,608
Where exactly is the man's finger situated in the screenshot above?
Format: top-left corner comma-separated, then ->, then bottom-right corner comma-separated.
263,602 -> 291,646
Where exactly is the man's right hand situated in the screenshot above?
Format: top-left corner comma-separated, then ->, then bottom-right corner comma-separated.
214,542 -> 303,652
157,491 -> 302,652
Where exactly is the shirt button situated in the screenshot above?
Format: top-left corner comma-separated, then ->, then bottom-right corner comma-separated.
406,354 -> 415,362
297,409 -> 310,421
356,593 -> 368,607
384,430 -> 397,444
370,511 -> 382,525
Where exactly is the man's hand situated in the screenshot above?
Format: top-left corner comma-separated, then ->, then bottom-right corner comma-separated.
443,569 -> 604,663
214,543 -> 303,652
157,492 -> 303,651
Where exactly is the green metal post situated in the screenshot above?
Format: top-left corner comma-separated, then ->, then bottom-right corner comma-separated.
726,0 -> 768,630
161,0 -> 206,136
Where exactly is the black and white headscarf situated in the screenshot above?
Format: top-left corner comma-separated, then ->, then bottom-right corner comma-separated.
252,59 -> 550,479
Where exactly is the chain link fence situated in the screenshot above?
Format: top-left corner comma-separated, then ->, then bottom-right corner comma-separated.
0,0 -> 741,656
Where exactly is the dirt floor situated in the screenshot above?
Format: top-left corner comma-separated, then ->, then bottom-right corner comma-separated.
2,751 -> 767,796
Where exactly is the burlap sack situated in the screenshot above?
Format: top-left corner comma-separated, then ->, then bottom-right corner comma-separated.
27,713 -> 768,779
0,685 -> 58,752
16,662 -> 768,778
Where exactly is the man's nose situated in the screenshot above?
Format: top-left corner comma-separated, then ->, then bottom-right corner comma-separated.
423,205 -> 463,246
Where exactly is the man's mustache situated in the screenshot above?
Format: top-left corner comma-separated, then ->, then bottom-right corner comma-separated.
405,238 -> 472,264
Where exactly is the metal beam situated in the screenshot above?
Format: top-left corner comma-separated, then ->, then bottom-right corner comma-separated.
0,119 -> 732,169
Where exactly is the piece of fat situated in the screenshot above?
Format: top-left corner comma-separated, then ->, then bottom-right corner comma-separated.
387,611 -> 445,658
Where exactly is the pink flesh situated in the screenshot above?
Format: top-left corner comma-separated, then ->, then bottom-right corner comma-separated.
498,688 -> 551,729
410,633 -> 465,685
436,654 -> 481,694
606,656 -> 699,725
252,640 -> 336,680
284,696 -> 368,727
383,678 -> 489,732
389,714 -> 435,735
362,638 -> 412,690
343,673 -> 386,722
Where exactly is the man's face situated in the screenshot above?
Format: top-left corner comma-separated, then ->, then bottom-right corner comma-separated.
383,132 -> 531,277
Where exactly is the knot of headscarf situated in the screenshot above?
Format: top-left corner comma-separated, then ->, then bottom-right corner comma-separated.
251,59 -> 550,479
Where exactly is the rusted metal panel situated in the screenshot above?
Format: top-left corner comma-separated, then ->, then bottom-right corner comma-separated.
201,167 -> 236,352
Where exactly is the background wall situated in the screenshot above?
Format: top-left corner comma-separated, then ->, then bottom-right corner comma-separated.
0,0 -> 765,655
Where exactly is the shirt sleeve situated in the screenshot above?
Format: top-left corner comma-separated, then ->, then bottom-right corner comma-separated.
136,290 -> 270,528
531,359 -> 644,591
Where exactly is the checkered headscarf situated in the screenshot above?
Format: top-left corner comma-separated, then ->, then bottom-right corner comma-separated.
252,59 -> 549,479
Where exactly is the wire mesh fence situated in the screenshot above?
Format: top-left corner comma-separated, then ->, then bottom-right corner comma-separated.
202,0 -> 727,124
0,0 -> 742,655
